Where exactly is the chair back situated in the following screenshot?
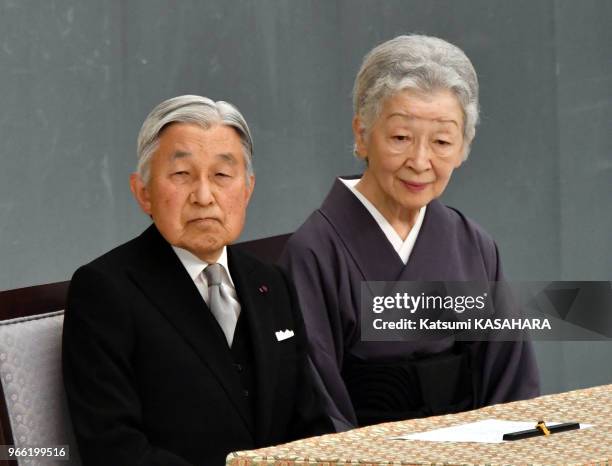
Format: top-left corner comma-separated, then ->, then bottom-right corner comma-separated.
0,311 -> 81,465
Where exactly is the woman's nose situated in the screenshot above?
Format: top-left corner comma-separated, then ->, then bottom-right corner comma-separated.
405,140 -> 432,172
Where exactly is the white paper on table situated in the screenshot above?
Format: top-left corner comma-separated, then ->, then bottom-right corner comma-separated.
389,419 -> 591,443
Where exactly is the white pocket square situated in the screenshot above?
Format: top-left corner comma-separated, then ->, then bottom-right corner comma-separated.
275,329 -> 294,341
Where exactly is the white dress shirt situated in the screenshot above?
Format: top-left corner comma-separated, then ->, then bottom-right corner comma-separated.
171,245 -> 241,310
340,177 -> 426,264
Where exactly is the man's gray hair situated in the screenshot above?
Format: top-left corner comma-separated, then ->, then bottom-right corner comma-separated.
353,34 -> 480,159
137,95 -> 254,184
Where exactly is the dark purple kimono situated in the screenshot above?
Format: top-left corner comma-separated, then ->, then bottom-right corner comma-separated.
279,177 -> 540,430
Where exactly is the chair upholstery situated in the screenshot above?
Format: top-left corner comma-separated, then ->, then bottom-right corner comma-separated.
0,311 -> 81,465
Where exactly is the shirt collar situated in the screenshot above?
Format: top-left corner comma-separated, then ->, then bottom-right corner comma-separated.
171,245 -> 235,288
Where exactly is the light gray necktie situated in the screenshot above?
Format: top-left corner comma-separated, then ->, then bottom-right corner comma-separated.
204,263 -> 240,346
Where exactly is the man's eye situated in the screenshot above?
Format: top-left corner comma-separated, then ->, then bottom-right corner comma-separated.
173,171 -> 189,176
216,172 -> 231,178
392,135 -> 410,141
435,139 -> 451,146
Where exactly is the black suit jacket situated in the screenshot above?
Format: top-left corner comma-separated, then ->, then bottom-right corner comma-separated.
62,225 -> 331,466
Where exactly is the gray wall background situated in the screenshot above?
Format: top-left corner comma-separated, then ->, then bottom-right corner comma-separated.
0,0 -> 610,395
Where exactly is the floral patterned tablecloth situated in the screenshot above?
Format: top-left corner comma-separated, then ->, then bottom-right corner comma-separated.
227,384 -> 612,465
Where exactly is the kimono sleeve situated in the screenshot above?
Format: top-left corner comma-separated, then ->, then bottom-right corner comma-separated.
275,266 -> 335,439
279,230 -> 358,431
477,240 -> 541,405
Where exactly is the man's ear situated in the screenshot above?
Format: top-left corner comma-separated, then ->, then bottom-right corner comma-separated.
352,116 -> 367,159
129,173 -> 152,215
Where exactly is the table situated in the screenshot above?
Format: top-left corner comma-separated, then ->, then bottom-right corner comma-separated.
226,384 -> 612,465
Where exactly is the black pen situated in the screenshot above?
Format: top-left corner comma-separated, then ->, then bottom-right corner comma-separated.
503,421 -> 580,441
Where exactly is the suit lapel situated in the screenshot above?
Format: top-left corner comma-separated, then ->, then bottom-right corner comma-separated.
127,226 -> 253,433
228,248 -> 279,444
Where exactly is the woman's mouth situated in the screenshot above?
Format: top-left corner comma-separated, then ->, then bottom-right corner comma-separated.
401,180 -> 429,192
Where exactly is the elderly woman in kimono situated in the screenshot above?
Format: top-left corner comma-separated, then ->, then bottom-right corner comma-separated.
279,35 -> 540,430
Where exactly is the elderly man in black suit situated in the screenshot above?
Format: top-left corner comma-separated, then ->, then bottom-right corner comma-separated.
62,95 -> 332,466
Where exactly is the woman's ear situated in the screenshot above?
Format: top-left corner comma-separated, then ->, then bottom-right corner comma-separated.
352,116 -> 368,159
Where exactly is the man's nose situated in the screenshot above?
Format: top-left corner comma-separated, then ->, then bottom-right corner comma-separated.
191,177 -> 214,205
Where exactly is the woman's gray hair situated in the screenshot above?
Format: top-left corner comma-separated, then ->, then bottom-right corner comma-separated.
137,95 -> 254,184
353,34 -> 480,159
